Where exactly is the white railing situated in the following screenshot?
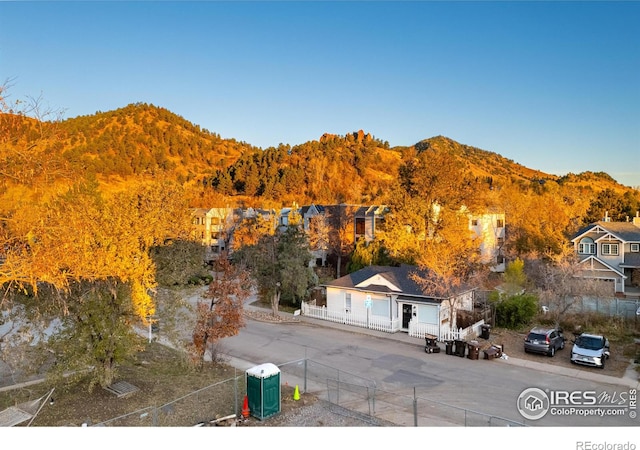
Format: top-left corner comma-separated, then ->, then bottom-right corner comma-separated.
301,302 -> 484,339
408,321 -> 440,339
301,303 -> 401,333
409,318 -> 485,341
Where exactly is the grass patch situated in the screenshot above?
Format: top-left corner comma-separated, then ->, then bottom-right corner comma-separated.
0,337 -> 245,427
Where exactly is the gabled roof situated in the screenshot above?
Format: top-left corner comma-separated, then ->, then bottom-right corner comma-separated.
572,221 -> 640,243
355,205 -> 388,217
301,203 -> 325,216
322,264 -> 476,299
576,255 -> 626,278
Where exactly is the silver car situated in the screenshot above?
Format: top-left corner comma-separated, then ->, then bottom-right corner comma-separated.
570,333 -> 610,369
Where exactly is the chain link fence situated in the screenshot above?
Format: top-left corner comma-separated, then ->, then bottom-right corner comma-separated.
89,358 -> 524,427
92,376 -> 245,427
278,358 -> 526,427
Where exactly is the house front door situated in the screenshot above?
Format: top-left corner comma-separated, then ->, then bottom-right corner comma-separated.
402,304 -> 412,329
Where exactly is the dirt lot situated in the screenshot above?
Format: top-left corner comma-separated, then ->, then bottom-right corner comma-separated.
483,327 -> 637,378
0,339 -> 328,427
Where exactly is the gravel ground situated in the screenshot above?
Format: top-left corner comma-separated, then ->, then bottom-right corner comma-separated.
241,398 -> 395,427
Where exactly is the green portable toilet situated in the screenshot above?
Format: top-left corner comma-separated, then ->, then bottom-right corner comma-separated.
245,363 -> 281,420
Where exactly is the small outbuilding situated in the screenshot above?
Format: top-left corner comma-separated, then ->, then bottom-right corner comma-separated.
246,363 -> 281,420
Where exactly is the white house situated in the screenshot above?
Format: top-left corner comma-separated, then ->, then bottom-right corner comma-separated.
302,264 -> 480,340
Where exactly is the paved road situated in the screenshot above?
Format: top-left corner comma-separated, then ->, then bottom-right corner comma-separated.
220,305 -> 640,427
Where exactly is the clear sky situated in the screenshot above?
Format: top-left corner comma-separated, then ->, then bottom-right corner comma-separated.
1,1 -> 639,188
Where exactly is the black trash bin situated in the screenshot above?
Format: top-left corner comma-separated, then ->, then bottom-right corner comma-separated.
480,324 -> 491,340
445,340 -> 454,355
454,339 -> 466,357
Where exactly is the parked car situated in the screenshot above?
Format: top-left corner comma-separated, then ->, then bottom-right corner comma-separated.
524,327 -> 565,357
570,333 -> 610,369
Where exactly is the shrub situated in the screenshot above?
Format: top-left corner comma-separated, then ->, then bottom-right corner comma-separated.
494,293 -> 538,329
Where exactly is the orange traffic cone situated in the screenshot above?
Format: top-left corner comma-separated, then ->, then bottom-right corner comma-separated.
241,395 -> 250,418
293,385 -> 300,401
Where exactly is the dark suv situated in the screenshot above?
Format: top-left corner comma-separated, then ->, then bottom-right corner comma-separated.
524,327 -> 566,357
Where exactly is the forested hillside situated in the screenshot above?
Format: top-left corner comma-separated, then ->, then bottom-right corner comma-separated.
2,101 -> 639,246
2,94 -> 639,389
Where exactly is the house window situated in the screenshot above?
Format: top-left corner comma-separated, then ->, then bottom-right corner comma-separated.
497,237 -> 505,248
371,298 -> 388,317
496,219 -> 504,228
471,219 -> 478,226
211,217 -> 220,225
578,238 -> 595,255
417,304 -> 438,324
345,293 -> 351,312
631,243 -> 640,253
497,255 -> 505,264
601,243 -> 619,256
355,218 -> 366,235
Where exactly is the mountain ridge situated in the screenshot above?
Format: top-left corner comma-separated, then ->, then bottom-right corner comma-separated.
1,103 -> 634,206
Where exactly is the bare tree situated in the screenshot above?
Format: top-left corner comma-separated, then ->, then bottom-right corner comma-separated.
0,81 -> 70,188
530,247 -> 612,328
307,213 -> 330,267
323,204 -> 359,278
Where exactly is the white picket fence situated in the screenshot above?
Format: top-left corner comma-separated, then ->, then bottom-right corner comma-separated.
408,318 -> 485,342
300,303 -> 485,339
301,303 -> 402,333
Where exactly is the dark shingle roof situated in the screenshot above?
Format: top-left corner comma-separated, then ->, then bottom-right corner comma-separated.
323,264 -> 475,299
572,221 -> 640,242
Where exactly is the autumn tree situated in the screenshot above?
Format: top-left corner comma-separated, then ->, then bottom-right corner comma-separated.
323,204 -> 359,278
189,256 -> 251,365
409,209 -> 486,329
0,81 -> 71,191
346,237 -> 392,273
1,177 -> 192,387
48,280 -> 143,390
307,213 -> 330,267
497,179 -> 589,258
150,239 -> 208,286
378,145 -> 479,265
231,214 -> 275,253
583,188 -> 639,224
235,226 -> 315,316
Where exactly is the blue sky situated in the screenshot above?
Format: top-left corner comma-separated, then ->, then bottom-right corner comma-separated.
1,1 -> 639,187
